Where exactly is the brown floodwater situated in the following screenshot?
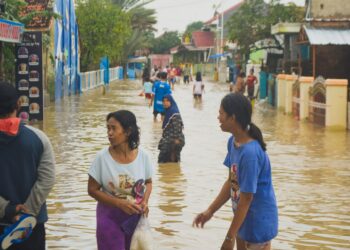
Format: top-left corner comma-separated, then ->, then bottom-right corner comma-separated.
42,80 -> 350,249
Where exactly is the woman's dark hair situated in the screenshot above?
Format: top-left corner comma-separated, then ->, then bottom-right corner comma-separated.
239,72 -> 246,78
221,93 -> 266,151
196,72 -> 202,81
0,81 -> 18,117
106,110 -> 140,150
144,76 -> 150,82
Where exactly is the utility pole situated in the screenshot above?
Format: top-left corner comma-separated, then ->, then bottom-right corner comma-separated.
221,12 -> 224,54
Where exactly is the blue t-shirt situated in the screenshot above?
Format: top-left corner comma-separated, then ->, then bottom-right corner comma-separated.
152,80 -> 172,113
223,136 -> 278,243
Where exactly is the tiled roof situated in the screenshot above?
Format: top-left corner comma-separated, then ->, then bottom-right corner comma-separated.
192,31 -> 215,48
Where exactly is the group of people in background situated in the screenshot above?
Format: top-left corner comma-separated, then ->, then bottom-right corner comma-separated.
148,63 -> 192,87
139,63 -> 207,166
142,69 -> 186,164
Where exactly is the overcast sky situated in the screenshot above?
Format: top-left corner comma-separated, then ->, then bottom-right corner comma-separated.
146,0 -> 305,36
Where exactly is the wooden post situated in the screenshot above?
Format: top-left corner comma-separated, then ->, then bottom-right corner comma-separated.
312,45 -> 316,78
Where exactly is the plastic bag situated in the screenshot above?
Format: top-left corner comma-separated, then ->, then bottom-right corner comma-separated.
130,216 -> 153,250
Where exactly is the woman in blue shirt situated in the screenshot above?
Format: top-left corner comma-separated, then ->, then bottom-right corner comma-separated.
193,93 -> 278,250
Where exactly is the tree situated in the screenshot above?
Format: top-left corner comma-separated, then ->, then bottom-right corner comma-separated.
226,0 -> 304,61
151,31 -> 181,54
0,0 -> 26,21
0,0 -> 58,81
76,0 -> 131,71
111,0 -> 143,10
112,0 -> 156,61
184,21 -> 203,39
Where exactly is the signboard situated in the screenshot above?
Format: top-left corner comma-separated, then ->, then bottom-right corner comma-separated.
15,32 -> 44,122
0,19 -> 24,43
20,0 -> 51,30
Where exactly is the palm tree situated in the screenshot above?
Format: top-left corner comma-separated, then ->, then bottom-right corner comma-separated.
112,0 -> 156,64
111,0 -> 143,10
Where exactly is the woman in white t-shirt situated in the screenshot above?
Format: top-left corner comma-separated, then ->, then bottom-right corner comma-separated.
88,110 -> 154,250
193,72 -> 204,100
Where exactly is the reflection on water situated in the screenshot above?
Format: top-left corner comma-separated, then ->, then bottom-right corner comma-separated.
193,98 -> 203,110
43,80 -> 350,249
152,163 -> 186,240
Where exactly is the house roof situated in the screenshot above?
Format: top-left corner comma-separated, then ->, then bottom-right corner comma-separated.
192,31 -> 215,48
204,2 -> 243,25
304,25 -> 350,45
170,44 -> 208,54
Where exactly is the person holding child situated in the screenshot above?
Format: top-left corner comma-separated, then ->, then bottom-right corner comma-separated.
193,93 -> 278,250
88,110 -> 154,250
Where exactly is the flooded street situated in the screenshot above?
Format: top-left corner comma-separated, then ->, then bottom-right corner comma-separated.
43,80 -> 350,249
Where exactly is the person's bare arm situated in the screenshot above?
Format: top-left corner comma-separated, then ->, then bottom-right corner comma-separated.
221,192 -> 253,250
140,179 -> 152,217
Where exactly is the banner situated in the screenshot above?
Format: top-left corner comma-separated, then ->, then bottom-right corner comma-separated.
0,19 -> 24,43
54,0 -> 79,99
15,32 -> 44,122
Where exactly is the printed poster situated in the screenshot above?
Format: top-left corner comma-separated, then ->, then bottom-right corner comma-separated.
15,31 -> 43,122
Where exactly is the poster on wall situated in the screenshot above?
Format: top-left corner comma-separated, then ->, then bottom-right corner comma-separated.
15,31 -> 43,122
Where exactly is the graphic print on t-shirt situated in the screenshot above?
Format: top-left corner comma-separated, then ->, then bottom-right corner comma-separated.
108,174 -> 135,201
230,164 -> 240,212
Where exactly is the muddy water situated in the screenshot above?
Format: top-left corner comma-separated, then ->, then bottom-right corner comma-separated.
43,80 -> 350,249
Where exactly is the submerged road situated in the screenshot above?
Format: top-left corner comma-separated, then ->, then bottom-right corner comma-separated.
42,79 -> 350,249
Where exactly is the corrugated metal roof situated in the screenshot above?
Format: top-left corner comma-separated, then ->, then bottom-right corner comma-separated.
304,25 -> 350,45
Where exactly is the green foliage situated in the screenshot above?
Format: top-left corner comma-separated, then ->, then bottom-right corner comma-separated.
0,0 -> 26,21
226,0 -> 304,57
269,1 -> 304,23
2,44 -> 16,83
1,0 -> 59,26
111,0 -> 153,10
128,6 -> 156,31
184,21 -> 203,38
112,0 -> 156,63
76,0 -> 132,71
0,0 -> 59,81
151,31 -> 181,54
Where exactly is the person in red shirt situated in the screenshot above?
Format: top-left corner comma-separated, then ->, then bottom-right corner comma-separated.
246,69 -> 258,100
